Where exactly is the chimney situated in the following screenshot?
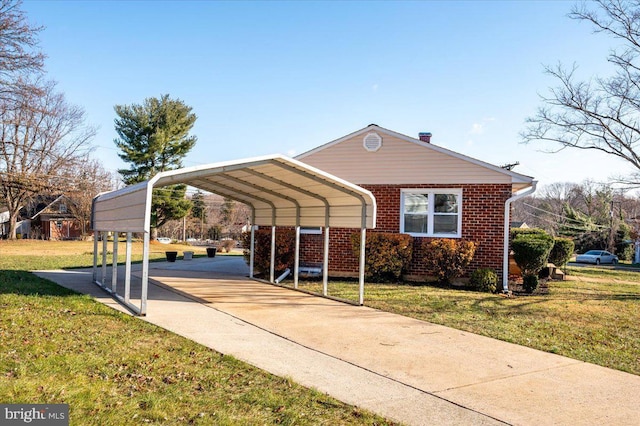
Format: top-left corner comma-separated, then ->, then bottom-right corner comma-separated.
419,132 -> 432,143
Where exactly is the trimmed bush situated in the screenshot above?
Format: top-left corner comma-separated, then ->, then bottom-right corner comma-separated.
469,268 -> 498,293
548,237 -> 574,267
421,238 -> 476,284
510,227 -> 550,243
511,233 -> 554,276
241,229 -> 295,276
511,230 -> 554,293
218,239 -> 236,253
523,274 -> 539,294
351,232 -> 413,282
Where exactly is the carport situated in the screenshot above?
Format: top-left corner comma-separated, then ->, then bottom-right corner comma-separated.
91,154 -> 377,315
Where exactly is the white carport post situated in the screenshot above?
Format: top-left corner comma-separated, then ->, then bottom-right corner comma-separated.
101,232 -> 108,285
359,227 -> 366,305
323,226 -> 330,296
294,225 -> 300,288
249,211 -> 256,279
111,236 -> 118,293
140,232 -> 150,314
92,231 -> 98,282
270,226 -> 276,283
124,232 -> 132,304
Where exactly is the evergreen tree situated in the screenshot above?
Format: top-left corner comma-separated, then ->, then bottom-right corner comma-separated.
191,190 -> 207,239
190,190 -> 207,223
114,94 -> 197,236
114,94 -> 196,183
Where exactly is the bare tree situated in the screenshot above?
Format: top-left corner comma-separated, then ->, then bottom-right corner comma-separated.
0,80 -> 95,239
64,157 -> 116,237
522,0 -> 640,187
0,0 -> 45,102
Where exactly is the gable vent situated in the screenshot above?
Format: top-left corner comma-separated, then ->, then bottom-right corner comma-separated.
363,132 -> 382,152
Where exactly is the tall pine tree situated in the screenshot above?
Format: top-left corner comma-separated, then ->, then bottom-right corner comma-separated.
114,94 -> 197,237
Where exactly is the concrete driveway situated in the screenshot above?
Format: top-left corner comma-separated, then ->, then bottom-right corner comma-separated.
36,256 -> 640,426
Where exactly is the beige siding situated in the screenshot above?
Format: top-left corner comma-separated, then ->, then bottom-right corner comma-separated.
299,134 -> 513,185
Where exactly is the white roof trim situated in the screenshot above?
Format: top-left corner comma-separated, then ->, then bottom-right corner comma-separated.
296,124 -> 534,186
92,154 -> 377,233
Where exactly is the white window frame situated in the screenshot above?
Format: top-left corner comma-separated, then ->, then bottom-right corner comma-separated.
400,188 -> 462,238
300,227 -> 322,235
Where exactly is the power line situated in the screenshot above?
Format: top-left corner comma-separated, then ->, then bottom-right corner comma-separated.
521,202 -> 610,230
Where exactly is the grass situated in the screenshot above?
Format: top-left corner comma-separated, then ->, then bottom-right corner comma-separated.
295,269 -> 640,376
0,240 -> 394,425
0,239 -> 218,271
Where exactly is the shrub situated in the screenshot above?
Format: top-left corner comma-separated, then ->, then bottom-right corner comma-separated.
548,237 -> 574,267
241,228 -> 295,276
618,244 -> 635,262
511,232 -> 554,277
523,274 -> 539,293
469,268 -> 498,293
511,230 -> 553,294
510,227 -> 550,244
421,238 -> 476,284
351,232 -> 413,282
218,239 -> 236,253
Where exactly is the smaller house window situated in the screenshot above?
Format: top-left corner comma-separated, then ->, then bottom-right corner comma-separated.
400,189 -> 462,237
300,227 -> 322,235
59,203 -> 67,213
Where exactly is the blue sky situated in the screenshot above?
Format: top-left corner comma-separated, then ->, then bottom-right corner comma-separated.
22,0 -> 631,190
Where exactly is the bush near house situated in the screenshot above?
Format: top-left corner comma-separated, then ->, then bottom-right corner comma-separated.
548,237 -> 575,267
421,238 -> 476,284
511,229 -> 554,293
241,229 -> 295,276
469,268 -> 498,293
351,232 -> 413,282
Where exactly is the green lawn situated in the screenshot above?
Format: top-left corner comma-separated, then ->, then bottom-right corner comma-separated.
1,239 -> 638,426
0,240 -> 394,425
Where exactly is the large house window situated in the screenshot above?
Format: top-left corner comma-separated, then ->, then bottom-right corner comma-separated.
400,189 -> 462,237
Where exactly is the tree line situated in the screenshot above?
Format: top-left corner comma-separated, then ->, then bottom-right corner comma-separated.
0,1 -> 206,241
4,0 -> 640,248
512,181 -> 639,259
0,0 -> 111,239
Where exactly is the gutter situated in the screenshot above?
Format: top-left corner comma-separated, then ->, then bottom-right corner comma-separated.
502,181 -> 538,292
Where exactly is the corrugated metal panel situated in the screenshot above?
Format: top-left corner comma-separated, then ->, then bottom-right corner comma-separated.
92,155 -> 376,233
92,182 -> 149,232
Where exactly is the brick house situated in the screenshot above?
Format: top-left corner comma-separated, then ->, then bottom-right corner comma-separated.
28,195 -> 82,240
294,124 -> 536,283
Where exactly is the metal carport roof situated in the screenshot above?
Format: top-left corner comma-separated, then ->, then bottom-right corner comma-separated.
91,154 -> 377,315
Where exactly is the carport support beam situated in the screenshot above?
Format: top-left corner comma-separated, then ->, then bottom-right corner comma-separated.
294,226 -> 300,288
359,227 -> 366,305
270,226 -> 276,283
101,232 -> 108,285
323,227 -> 329,296
111,236 -> 118,293
92,231 -> 98,282
249,224 -> 255,278
124,232 -> 132,304
140,232 -> 150,315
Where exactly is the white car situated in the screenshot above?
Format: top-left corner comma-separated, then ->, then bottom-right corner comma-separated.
575,250 -> 618,265
156,237 -> 171,244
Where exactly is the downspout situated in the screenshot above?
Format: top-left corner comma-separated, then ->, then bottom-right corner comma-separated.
502,181 -> 537,292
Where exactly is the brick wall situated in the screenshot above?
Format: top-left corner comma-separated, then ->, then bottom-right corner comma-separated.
298,183 -> 513,281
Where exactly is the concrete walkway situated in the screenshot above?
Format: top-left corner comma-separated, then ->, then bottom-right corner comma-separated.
35,256 -> 640,426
